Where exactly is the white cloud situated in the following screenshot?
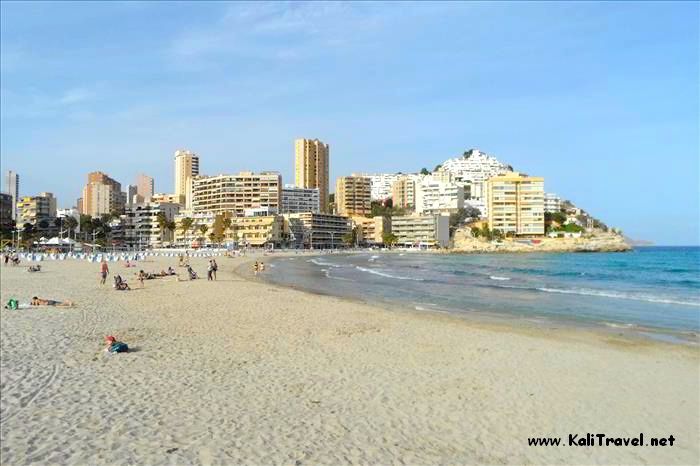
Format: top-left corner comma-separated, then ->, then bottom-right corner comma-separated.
169,1 -> 388,61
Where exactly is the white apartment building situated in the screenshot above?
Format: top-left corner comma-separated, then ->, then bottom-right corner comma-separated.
544,193 -> 561,213
191,172 -> 281,217
280,185 -> 320,214
415,179 -> 464,215
391,215 -> 449,248
359,173 -> 403,201
123,202 -> 181,248
440,149 -> 512,217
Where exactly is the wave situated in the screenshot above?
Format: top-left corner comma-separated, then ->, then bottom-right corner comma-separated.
368,255 -> 380,262
536,287 -> 700,307
490,276 -> 511,281
309,258 -> 342,268
355,266 -> 423,281
321,268 -> 353,281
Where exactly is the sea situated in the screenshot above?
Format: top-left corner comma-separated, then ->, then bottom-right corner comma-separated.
263,246 -> 700,344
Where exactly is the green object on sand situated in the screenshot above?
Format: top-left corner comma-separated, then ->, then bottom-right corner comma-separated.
5,299 -> 18,310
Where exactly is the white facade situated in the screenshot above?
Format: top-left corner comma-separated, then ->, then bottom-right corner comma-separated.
244,206 -> 278,217
281,185 -> 320,214
361,173 -> 403,201
415,179 -> 464,215
544,193 -> 561,213
439,149 -> 511,217
123,202 -> 180,248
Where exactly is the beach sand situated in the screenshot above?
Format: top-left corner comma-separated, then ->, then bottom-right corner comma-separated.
1,254 -> 698,465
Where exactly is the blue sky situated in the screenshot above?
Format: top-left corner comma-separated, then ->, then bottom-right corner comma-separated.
1,1 -> 698,245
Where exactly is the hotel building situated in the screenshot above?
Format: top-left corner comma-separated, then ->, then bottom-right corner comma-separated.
284,212 -> 351,249
335,175 -> 371,217
487,172 -> 545,236
17,192 -> 57,225
294,138 -> 329,213
281,185 -> 320,214
174,149 -> 199,210
81,171 -> 125,217
191,172 -> 281,217
391,214 -> 449,248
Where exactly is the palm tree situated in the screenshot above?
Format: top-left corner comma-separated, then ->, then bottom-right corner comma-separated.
63,216 -> 78,237
156,212 -> 167,245
166,220 -> 176,244
198,224 -> 209,244
222,217 -> 232,242
179,217 -> 194,245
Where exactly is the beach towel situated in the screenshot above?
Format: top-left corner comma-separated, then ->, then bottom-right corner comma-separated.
108,342 -> 129,353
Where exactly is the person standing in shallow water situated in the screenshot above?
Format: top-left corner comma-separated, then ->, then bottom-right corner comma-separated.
99,259 -> 109,285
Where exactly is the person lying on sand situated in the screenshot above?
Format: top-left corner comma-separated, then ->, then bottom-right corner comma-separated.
27,265 -> 41,272
30,296 -> 74,307
104,335 -> 129,354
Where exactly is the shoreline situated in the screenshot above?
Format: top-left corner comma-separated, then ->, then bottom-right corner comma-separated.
235,252 -> 700,350
1,254 -> 698,465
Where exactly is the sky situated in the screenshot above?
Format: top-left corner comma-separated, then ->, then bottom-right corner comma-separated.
1,1 -> 698,245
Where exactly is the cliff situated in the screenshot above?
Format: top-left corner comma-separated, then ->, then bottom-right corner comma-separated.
451,230 -> 632,253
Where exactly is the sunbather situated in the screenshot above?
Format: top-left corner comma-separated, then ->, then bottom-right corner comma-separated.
27,265 -> 41,272
30,296 -> 74,307
104,335 -> 129,354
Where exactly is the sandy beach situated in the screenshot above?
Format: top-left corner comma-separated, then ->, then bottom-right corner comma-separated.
0,253 -> 698,465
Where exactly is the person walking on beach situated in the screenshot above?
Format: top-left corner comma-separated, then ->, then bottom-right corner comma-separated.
207,260 -> 214,281
137,270 -> 145,288
211,259 -> 218,280
99,259 -> 109,285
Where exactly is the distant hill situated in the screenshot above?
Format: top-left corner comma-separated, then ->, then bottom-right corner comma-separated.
624,236 -> 654,246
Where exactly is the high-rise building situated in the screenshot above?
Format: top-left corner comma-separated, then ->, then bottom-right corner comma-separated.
4,170 -> 19,221
17,192 -> 57,225
391,175 -> 418,210
335,175 -> 371,217
135,173 -> 154,201
174,150 -> 199,210
81,171 -> 125,217
294,138 -> 329,213
191,172 -> 281,217
76,197 -> 83,214
415,179 -> 464,215
487,172 -> 545,236
126,185 -> 139,207
281,185 -> 320,214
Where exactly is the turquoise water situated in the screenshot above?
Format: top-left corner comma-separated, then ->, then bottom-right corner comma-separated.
264,247 -> 700,340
